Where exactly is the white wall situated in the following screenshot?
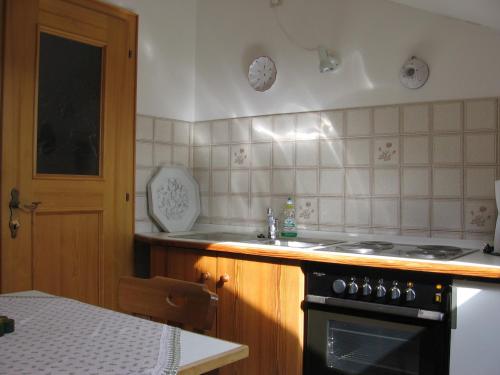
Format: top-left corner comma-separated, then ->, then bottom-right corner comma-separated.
389,0 -> 500,32
194,0 -> 500,121
105,0 -> 197,122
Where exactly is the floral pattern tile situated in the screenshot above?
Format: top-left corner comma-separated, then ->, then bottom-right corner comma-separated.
296,198 -> 318,224
374,137 -> 399,165
465,201 -> 496,232
231,144 -> 250,168
469,207 -> 491,227
233,148 -> 247,164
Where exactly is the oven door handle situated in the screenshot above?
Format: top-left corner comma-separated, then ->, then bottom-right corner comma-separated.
306,294 -> 445,321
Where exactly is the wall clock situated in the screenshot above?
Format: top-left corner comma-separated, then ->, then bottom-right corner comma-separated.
248,56 -> 277,92
400,56 -> 429,89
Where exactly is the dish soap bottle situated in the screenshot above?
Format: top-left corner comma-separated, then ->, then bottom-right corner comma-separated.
281,197 -> 297,238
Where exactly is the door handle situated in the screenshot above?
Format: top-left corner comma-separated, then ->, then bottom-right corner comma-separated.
9,188 -> 41,212
8,188 -> 42,238
22,201 -> 42,212
9,188 -> 20,210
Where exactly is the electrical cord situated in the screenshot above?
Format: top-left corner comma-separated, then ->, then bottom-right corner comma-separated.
271,3 -> 317,52
483,244 -> 500,256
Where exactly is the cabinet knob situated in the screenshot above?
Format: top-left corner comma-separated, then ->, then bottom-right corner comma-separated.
362,277 -> 372,296
390,281 -> 401,301
220,274 -> 230,283
376,279 -> 386,298
347,277 -> 359,295
200,272 -> 211,283
332,279 -> 346,294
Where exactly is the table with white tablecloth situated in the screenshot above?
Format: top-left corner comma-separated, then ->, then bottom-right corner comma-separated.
0,291 -> 248,375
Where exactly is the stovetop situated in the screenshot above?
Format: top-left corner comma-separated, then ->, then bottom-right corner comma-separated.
318,240 -> 477,261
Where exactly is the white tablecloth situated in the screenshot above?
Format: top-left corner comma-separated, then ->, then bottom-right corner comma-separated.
0,293 -> 180,375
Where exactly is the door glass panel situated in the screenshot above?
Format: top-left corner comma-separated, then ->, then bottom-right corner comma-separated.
326,319 -> 424,375
36,32 -> 102,176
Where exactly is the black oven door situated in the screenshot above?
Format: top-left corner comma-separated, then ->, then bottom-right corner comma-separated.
305,304 -> 449,375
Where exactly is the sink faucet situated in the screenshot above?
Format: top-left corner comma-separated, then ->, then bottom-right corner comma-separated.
267,208 -> 278,240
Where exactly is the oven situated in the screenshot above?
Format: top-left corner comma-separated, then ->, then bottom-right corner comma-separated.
304,264 -> 452,375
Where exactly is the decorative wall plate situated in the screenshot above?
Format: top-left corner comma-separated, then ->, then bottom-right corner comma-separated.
400,56 -> 429,89
248,56 -> 277,92
147,166 -> 200,232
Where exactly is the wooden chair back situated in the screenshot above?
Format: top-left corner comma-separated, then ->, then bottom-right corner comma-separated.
118,276 -> 218,332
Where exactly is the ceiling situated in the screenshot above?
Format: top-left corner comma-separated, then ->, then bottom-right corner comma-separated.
389,0 -> 500,31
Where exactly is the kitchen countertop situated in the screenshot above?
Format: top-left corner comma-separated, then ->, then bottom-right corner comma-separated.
136,225 -> 500,280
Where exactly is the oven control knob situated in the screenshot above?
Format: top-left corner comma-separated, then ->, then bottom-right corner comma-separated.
347,277 -> 359,295
332,279 -> 346,294
405,282 -> 416,302
375,279 -> 386,298
362,277 -> 372,296
390,281 -> 401,300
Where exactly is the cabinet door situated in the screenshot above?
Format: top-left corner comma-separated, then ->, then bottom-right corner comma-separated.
150,246 -> 218,335
150,246 -> 216,288
450,280 -> 500,375
217,256 -> 304,375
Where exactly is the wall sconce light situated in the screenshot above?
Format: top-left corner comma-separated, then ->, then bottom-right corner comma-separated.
318,46 -> 339,73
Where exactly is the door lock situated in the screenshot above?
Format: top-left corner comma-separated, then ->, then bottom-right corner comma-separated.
9,219 -> 20,238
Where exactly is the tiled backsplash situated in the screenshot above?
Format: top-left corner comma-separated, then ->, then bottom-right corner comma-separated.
135,116 -> 192,233
136,97 -> 500,242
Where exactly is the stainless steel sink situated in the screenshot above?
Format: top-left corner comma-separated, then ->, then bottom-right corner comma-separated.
169,232 -> 258,242
248,238 -> 346,249
169,232 -> 346,249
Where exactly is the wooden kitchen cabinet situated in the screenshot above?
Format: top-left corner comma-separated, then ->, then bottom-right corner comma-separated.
150,246 -> 218,335
151,246 -> 217,291
150,246 -> 304,375
216,255 -> 304,375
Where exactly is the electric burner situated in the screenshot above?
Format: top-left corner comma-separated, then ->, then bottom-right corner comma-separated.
336,246 -> 377,255
336,241 -> 394,254
406,245 -> 463,260
417,245 -> 461,252
359,241 -> 394,250
319,241 -> 477,261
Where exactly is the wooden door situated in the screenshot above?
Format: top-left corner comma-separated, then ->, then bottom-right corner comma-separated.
1,0 -> 137,309
216,256 -> 304,375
